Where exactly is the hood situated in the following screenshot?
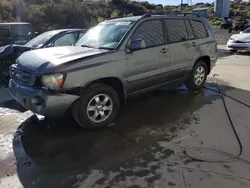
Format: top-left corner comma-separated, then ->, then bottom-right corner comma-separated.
231,33 -> 250,42
16,46 -> 109,72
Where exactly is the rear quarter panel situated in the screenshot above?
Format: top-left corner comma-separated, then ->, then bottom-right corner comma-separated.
191,19 -> 217,70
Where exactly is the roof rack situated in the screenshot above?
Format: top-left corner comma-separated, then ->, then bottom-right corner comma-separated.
141,12 -> 200,19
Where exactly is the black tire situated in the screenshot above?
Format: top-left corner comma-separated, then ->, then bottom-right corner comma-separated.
72,83 -> 120,129
185,61 -> 208,90
230,49 -> 238,53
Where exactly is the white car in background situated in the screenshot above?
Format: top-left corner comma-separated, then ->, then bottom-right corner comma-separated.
227,27 -> 250,52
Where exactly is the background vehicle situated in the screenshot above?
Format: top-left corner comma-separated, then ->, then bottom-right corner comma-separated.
9,13 -> 217,129
229,19 -> 250,33
227,27 -> 250,52
0,22 -> 36,47
220,17 -> 232,30
0,28 -> 87,84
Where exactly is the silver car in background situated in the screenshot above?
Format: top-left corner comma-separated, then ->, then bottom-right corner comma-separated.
227,27 -> 250,52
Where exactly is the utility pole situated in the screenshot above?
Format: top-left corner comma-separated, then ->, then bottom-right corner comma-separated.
180,0 -> 183,11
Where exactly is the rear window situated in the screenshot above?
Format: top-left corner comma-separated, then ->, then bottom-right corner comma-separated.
10,24 -> 31,37
190,20 -> 208,38
0,26 -> 11,37
165,19 -> 188,43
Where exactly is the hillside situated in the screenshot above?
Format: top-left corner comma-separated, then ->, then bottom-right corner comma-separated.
0,0 -> 250,32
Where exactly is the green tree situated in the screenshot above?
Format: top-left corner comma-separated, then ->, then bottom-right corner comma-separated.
0,0 -> 14,22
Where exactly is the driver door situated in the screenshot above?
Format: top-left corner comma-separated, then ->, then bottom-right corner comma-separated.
126,20 -> 170,94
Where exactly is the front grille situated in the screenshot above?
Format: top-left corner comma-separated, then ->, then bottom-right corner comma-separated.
235,40 -> 246,43
10,65 -> 35,85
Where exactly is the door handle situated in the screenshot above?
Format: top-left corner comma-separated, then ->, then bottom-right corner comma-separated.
160,48 -> 168,54
191,42 -> 196,47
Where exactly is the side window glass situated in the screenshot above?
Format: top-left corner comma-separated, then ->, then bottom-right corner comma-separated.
185,20 -> 195,40
0,26 -> 11,37
190,20 -> 208,39
79,31 -> 86,39
165,19 -> 188,43
54,33 -> 77,46
131,20 -> 164,48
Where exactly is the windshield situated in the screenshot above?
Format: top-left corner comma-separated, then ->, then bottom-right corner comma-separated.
75,21 -> 134,49
25,30 -> 59,47
243,27 -> 250,33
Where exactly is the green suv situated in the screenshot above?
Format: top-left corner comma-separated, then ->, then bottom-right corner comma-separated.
9,13 -> 218,128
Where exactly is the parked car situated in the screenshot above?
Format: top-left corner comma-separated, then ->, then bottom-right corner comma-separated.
0,29 -> 87,84
9,14 -> 218,128
227,27 -> 250,52
0,22 -> 37,47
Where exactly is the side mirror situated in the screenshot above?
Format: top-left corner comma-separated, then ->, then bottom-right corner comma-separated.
127,39 -> 146,52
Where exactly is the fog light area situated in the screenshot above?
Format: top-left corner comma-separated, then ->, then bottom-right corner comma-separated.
31,96 -> 44,105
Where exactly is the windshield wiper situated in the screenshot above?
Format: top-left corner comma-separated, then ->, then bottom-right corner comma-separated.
98,47 -> 114,50
81,45 -> 96,48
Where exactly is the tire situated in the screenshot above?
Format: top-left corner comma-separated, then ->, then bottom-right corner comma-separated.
72,83 -> 120,129
230,49 -> 238,53
185,61 -> 208,90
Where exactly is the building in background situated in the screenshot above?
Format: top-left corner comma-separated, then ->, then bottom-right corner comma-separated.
214,0 -> 231,18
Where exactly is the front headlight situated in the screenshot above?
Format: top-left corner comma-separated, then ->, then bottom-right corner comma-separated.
230,38 -> 235,42
41,73 -> 65,90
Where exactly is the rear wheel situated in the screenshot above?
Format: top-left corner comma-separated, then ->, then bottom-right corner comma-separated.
185,60 -> 208,90
72,83 -> 120,129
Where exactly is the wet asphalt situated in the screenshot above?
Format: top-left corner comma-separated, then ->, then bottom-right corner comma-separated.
1,28 -> 250,188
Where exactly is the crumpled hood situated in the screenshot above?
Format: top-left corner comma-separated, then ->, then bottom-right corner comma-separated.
16,46 -> 109,72
231,33 -> 250,42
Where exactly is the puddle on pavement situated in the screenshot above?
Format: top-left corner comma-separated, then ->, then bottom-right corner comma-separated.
0,84 -> 228,187
14,87 -> 221,170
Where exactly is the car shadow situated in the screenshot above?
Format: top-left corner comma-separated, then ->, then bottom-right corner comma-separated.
10,81 -> 235,188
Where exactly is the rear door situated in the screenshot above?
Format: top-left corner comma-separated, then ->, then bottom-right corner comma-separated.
0,25 -> 11,47
189,19 -> 211,62
165,18 -> 195,80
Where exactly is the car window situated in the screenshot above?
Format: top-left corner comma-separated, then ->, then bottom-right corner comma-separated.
165,19 -> 188,43
76,22 -> 134,49
78,31 -> 86,39
243,27 -> 250,33
54,33 -> 78,46
25,30 -> 59,47
190,20 -> 208,39
130,20 -> 164,48
185,20 -> 195,40
10,24 -> 31,37
0,26 -> 11,38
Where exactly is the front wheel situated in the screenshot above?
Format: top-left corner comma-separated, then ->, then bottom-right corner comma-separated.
72,83 -> 120,129
185,61 -> 208,90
